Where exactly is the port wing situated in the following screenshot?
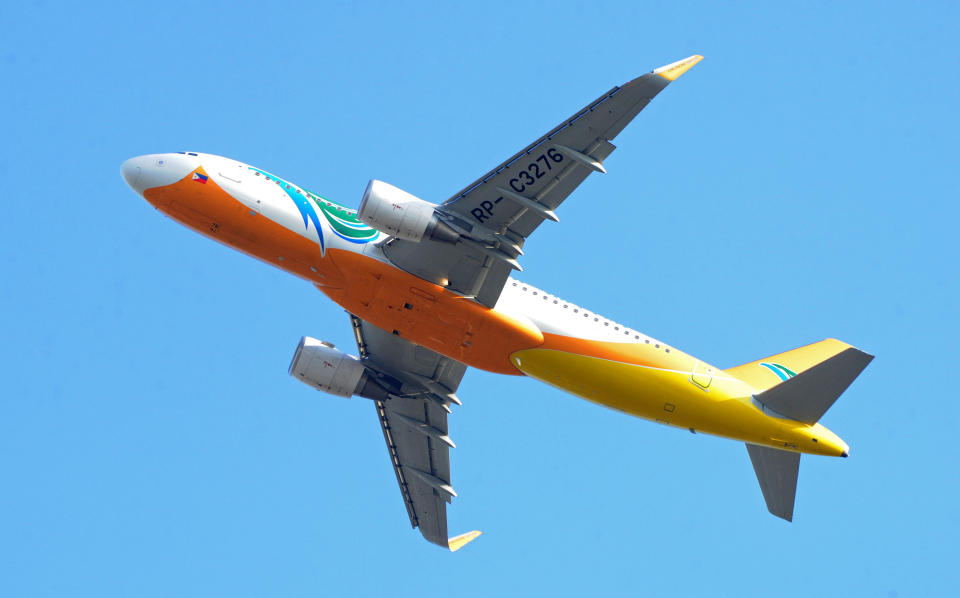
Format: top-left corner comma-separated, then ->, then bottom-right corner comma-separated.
349,315 -> 480,551
380,56 -> 703,307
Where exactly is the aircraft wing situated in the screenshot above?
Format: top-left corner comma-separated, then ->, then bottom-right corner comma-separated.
348,314 -> 480,551
379,55 -> 702,307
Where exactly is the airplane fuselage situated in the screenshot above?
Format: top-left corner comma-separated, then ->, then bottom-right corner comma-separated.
123,151 -> 849,458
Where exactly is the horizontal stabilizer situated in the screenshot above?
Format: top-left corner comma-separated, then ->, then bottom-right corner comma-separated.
754,347 -> 873,424
728,338 -> 863,392
448,530 -> 482,552
746,444 -> 800,521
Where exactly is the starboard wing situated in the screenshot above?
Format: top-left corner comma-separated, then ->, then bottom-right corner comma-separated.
379,56 -> 703,307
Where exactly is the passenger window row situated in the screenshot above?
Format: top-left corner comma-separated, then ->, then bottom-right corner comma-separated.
509,281 -> 670,351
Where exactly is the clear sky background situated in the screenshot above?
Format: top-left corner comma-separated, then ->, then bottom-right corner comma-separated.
1,1 -> 957,596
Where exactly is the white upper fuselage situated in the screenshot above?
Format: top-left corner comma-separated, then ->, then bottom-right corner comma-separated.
123,152 -> 679,351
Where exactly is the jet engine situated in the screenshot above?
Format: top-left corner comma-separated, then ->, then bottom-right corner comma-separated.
288,336 -> 367,397
358,179 -> 459,243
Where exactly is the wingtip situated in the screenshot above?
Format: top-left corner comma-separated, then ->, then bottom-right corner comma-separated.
448,530 -> 482,552
653,54 -> 704,81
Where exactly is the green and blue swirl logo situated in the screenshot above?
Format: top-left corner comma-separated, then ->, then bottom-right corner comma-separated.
759,362 -> 797,382
248,167 -> 379,250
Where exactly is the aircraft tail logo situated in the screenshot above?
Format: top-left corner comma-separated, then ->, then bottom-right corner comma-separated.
759,362 -> 797,382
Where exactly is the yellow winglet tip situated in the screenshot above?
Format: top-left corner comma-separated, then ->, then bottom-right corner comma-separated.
448,530 -> 482,552
653,54 -> 704,81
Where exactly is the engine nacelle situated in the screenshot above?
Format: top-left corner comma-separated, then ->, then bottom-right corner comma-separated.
288,336 -> 366,397
358,179 -> 459,243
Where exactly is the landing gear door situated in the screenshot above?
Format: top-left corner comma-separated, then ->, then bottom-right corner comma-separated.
691,361 -> 714,389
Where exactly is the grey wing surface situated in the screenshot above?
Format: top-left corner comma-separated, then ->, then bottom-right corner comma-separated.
348,314 -> 476,549
380,55 -> 702,307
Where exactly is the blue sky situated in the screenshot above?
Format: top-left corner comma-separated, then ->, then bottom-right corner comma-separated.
1,1 -> 957,596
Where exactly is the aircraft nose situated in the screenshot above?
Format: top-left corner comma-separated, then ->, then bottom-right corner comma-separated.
121,157 -> 143,191
121,153 -> 199,196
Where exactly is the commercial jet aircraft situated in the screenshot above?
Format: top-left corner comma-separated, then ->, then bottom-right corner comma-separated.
122,55 -> 872,551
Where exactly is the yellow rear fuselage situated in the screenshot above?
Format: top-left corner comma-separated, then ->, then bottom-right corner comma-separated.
511,341 -> 847,457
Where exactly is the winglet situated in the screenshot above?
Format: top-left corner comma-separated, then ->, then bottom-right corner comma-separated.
653,54 -> 704,81
448,530 -> 482,552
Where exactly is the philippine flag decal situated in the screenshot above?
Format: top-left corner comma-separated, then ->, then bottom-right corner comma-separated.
192,172 -> 209,184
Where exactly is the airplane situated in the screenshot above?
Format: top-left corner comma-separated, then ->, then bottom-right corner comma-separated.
121,55 -> 872,551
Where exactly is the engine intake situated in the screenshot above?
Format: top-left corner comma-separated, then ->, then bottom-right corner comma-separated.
288,337 -> 366,397
358,179 -> 459,243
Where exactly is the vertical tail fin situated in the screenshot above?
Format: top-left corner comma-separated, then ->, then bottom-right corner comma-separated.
746,444 -> 801,521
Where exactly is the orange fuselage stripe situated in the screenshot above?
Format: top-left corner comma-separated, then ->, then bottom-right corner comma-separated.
144,171 -> 543,374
